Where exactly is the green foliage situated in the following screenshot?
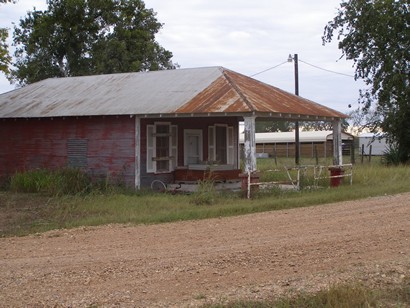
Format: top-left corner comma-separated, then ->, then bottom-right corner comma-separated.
0,0 -> 13,74
0,28 -> 11,75
383,143 -> 402,166
190,179 -> 218,206
10,0 -> 177,85
2,163 -> 410,237
323,0 -> 410,163
255,120 -> 293,133
202,280 -> 410,308
300,119 -> 349,132
10,168 -> 92,196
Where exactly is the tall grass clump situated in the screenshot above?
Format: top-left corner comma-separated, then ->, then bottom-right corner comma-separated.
190,178 -> 218,205
383,144 -> 402,166
203,280 -> 410,308
10,168 -> 91,196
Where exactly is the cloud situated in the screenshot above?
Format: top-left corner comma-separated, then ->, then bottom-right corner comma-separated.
0,0 -> 364,113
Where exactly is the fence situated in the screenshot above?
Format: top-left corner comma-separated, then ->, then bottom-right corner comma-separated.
246,164 -> 353,199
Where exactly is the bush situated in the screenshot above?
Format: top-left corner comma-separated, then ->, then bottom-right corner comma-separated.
10,168 -> 92,196
383,144 -> 402,165
190,178 -> 217,205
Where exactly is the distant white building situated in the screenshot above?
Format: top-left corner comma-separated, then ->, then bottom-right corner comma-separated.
239,130 -> 354,158
358,133 -> 388,156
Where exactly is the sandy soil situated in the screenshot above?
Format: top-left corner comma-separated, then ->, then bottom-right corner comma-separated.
0,193 -> 409,307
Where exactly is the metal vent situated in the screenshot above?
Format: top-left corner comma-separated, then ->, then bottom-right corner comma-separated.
67,139 -> 88,168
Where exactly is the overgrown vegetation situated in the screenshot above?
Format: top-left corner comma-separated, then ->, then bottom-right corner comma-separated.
201,278 -> 410,308
1,163 -> 409,306
1,161 -> 410,237
9,168 -> 92,196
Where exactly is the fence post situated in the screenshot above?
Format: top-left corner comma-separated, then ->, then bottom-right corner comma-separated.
350,142 -> 355,165
361,144 -> 365,164
369,145 -> 372,163
273,147 -> 277,166
314,145 -> 319,165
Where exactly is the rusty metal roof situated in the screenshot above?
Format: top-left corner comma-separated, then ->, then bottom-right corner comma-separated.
0,67 -> 346,119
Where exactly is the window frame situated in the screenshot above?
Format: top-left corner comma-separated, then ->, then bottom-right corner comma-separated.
208,124 -> 234,165
146,122 -> 177,174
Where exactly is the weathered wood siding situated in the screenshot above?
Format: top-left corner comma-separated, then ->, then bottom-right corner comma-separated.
140,117 -> 239,188
0,116 -> 135,186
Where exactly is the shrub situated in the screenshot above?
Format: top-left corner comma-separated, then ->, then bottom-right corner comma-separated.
10,168 -> 92,196
383,144 -> 402,165
190,178 -> 217,205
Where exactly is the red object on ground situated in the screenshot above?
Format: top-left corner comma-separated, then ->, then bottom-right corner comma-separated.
329,167 -> 344,187
239,172 -> 260,197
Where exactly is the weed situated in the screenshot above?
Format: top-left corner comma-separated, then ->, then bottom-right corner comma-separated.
10,168 -> 92,196
191,178 -> 217,205
201,280 -> 410,307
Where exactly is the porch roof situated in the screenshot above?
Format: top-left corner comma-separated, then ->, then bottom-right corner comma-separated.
0,66 -> 346,119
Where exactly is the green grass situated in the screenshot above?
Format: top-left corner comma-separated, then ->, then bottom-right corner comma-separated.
1,162 -> 409,306
1,160 -> 410,237
201,278 -> 410,307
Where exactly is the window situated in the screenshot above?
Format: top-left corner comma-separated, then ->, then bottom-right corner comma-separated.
208,125 -> 234,164
146,123 -> 177,173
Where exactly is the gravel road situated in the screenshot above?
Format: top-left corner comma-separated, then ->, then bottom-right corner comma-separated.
1,193 -> 409,307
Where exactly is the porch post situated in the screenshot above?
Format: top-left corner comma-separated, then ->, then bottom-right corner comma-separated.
135,116 -> 141,189
332,119 -> 343,166
243,116 -> 257,173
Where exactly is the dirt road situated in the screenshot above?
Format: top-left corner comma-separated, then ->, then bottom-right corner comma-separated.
1,193 -> 409,307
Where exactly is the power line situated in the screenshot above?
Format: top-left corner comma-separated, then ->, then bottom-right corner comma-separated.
249,58 -> 355,78
250,61 -> 288,77
298,59 -> 355,78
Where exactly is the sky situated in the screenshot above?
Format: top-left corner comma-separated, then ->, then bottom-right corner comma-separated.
0,0 -> 366,113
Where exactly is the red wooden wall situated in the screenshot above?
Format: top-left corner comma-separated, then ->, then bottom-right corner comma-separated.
0,116 -> 136,186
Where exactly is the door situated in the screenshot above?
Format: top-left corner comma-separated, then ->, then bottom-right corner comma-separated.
184,129 -> 203,165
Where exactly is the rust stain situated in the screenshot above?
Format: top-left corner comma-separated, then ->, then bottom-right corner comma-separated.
176,68 -> 346,118
175,76 -> 251,114
224,69 -> 346,118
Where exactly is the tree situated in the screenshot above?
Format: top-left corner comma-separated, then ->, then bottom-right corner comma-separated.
301,119 -> 349,132
10,0 -> 177,85
255,120 -> 293,133
0,0 -> 13,75
323,0 -> 410,163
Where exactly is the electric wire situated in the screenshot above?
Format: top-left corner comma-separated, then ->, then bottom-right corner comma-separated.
298,59 -> 355,78
249,58 -> 355,78
250,61 -> 288,77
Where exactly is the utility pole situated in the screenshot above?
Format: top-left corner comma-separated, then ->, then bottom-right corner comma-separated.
288,53 -> 300,165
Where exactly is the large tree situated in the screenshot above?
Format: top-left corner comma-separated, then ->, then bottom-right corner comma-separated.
10,0 -> 176,85
0,0 -> 13,75
323,0 -> 409,163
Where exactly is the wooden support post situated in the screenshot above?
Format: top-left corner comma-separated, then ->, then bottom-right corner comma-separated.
350,142 -> 355,164
243,116 -> 257,173
361,144 -> 365,164
135,116 -> 141,189
332,119 -> 343,166
369,145 -> 372,162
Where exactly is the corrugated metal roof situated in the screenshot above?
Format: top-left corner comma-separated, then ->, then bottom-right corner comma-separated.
0,66 -> 347,119
239,131 -> 354,144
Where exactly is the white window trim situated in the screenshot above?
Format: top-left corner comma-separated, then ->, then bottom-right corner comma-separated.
146,122 -> 177,174
208,124 -> 234,165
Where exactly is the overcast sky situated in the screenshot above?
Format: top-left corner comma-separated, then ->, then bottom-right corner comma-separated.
0,0 -> 365,113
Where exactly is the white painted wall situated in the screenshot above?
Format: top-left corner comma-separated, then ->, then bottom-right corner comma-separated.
359,133 -> 388,156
